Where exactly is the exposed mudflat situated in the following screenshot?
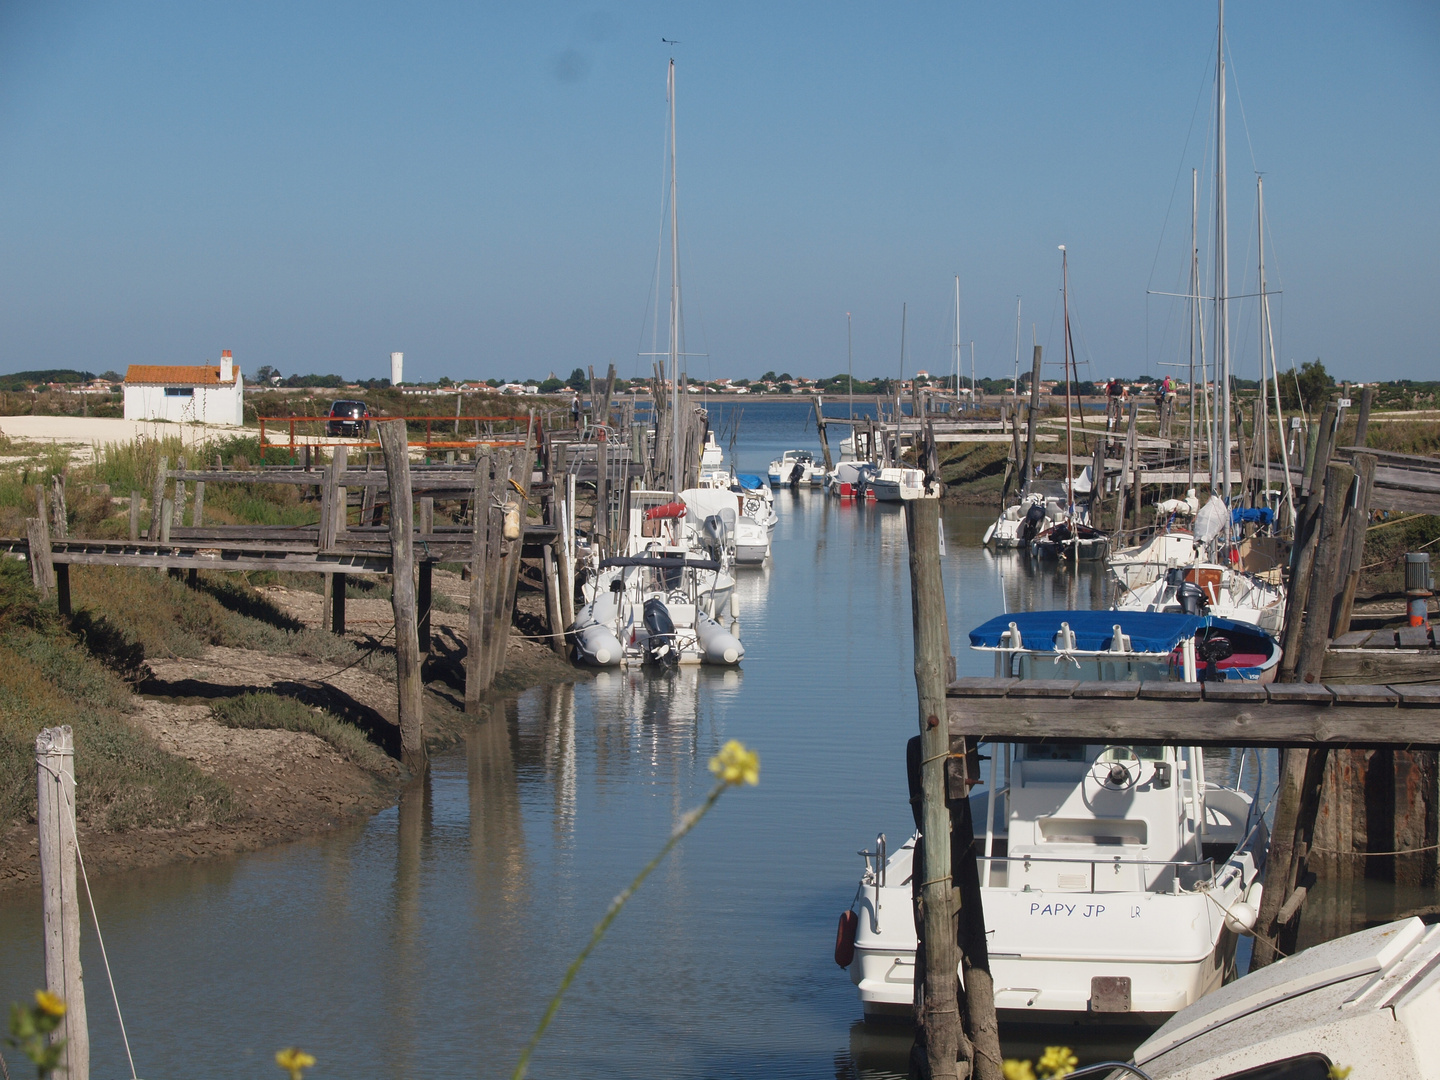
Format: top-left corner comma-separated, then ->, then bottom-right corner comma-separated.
0,570 -> 582,891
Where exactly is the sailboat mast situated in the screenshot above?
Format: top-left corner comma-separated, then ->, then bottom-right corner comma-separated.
1256,174 -> 1270,507
847,311 -> 853,421
1189,169 -> 1198,488
954,277 -> 961,410
1013,297 -> 1022,398
668,58 -> 682,495
1060,245 -> 1074,511
1259,175 -> 1296,526
1215,0 -> 1232,499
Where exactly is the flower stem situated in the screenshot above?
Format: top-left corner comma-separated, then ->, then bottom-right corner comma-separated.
510,782 -> 726,1080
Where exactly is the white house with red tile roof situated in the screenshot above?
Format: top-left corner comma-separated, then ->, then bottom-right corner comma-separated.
122,351 -> 244,424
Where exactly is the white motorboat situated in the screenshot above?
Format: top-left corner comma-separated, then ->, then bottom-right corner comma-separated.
768,449 -> 822,488
838,610 -> 1275,1025
1109,530 -> 1203,592
1116,563 -> 1286,636
681,486 -> 770,567
869,466 -> 927,502
826,460 -> 875,500
734,473 -> 778,532
1129,917 -> 1440,1079
695,431 -> 734,490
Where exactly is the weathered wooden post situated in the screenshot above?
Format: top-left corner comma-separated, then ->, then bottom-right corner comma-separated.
904,497 -> 969,1080
1352,386 -> 1374,449
1252,460 -> 1355,967
1329,452 -> 1377,637
27,515 -> 55,600
465,447 -> 493,711
492,425 -> 536,674
51,474 -> 68,538
418,497 -> 434,656
148,456 -> 168,540
192,480 -> 205,528
128,491 -> 140,541
1114,401 -> 1138,536
36,726 -> 89,1080
379,420 -> 427,771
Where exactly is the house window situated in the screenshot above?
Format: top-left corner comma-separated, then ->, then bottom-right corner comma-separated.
164,387 -> 193,397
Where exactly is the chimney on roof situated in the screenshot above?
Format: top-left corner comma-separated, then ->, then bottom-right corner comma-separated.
220,349 -> 233,382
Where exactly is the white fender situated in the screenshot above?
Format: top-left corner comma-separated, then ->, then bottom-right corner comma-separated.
982,521 -> 996,546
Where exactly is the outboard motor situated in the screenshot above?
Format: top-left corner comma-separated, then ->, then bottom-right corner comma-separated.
702,513 -> 726,559
1020,501 -> 1047,545
1196,633 -> 1234,681
1165,566 -> 1187,589
1176,580 -> 1206,616
642,597 -> 678,666
789,462 -> 805,487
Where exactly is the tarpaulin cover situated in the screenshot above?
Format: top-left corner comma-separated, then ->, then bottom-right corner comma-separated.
967,610 -> 1272,655
1231,507 -> 1275,527
735,474 -> 769,491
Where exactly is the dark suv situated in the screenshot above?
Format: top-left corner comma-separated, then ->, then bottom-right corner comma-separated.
326,400 -> 371,437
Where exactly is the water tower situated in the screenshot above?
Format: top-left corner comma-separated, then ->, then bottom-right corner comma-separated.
390,351 -> 403,386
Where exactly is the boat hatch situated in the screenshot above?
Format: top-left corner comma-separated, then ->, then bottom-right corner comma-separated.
1039,818 -> 1148,846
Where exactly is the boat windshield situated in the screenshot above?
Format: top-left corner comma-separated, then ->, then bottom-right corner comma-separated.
1018,743 -> 1168,762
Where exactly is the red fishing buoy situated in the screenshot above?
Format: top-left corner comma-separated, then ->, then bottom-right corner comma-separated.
834,909 -> 858,967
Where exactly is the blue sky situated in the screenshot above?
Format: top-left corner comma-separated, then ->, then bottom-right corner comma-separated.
1,2 -> 1435,386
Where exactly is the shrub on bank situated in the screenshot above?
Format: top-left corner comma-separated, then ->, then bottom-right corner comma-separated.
0,560 -> 234,831
211,693 -> 390,772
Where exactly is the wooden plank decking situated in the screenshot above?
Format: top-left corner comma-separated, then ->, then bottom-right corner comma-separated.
946,676 -> 1440,748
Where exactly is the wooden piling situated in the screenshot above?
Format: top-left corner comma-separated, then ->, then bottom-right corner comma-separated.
1252,461 -> 1355,967
378,420 -> 427,771
26,516 -> 55,600
904,497 -> 969,1080
51,475 -> 67,538
465,447 -> 493,711
149,456 -> 168,540
480,450 -> 515,693
1353,386 -> 1374,449
55,564 -> 71,616
36,726 -> 89,1080
544,543 -> 566,655
1329,453 -> 1377,637
492,427 -> 536,674
1114,402 -> 1138,536
418,497 -> 434,655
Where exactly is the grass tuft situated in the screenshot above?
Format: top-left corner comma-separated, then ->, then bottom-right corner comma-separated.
211,693 -> 390,772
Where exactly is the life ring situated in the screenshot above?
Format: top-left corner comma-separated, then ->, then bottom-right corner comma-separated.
834,909 -> 859,967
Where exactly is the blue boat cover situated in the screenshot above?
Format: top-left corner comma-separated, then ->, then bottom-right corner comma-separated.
1232,507 -> 1275,527
735,473 -> 769,491
967,610 -> 1270,654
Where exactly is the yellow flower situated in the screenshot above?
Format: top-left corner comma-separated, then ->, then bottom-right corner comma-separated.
276,1047 -> 316,1080
1328,1068 -> 1352,1080
708,740 -> 760,786
1037,1045 -> 1078,1077
33,990 -> 65,1018
1002,1061 -> 1037,1080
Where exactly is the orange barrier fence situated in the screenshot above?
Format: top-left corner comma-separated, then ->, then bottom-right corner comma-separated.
257,415 -> 544,457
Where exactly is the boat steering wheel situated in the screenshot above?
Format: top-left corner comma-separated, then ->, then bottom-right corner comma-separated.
1089,747 -> 1143,791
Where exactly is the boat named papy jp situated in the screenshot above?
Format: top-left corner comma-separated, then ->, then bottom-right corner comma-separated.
836,609 -> 1277,1025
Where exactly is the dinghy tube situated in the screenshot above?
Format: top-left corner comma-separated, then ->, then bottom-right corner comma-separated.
696,612 -> 744,665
